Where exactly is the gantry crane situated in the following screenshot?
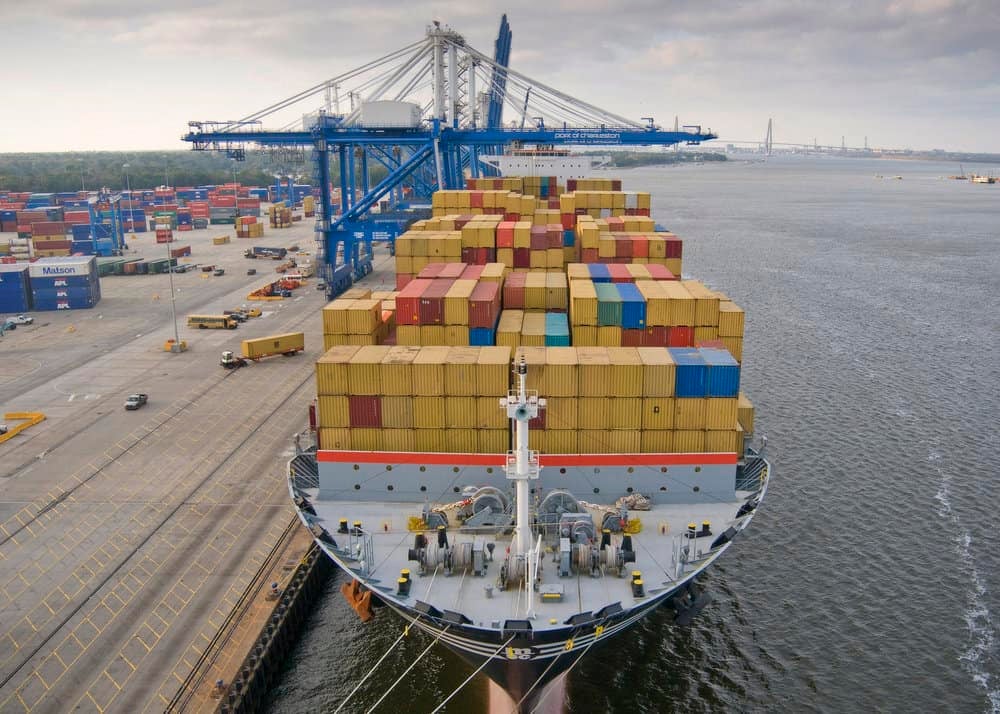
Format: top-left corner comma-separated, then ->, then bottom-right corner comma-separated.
182,15 -> 715,297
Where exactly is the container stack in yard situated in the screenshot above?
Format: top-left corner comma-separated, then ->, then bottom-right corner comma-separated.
236,216 -> 264,238
312,177 -> 756,457
269,204 -> 293,228
0,263 -> 32,312
29,256 -> 101,310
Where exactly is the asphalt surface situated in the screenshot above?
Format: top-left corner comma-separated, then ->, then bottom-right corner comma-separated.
0,214 -> 347,713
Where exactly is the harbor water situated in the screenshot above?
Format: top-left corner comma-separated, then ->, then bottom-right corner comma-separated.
266,156 -> 1000,713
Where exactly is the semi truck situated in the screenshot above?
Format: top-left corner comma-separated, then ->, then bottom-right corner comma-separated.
244,246 -> 287,260
220,332 -> 304,368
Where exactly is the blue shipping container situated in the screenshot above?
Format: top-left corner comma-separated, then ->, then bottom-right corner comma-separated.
32,296 -> 97,311
588,263 -> 611,283
0,266 -> 32,312
469,327 -> 495,346
30,274 -> 98,290
544,313 -> 571,346
668,347 -> 709,397
699,348 -> 741,397
616,283 -> 646,329
562,229 -> 575,247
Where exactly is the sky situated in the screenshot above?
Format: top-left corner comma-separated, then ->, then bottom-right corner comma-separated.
0,0 -> 997,153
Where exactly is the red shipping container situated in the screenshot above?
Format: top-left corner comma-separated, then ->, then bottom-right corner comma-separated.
178,224 -> 193,231
461,247 -> 477,264
349,396 -> 382,428
667,326 -> 694,347
561,213 -> 575,230
211,196 -> 237,207
419,279 -> 452,324
63,211 -> 90,225
643,326 -> 669,346
611,180 -> 622,191
529,226 -> 547,250
439,263 -> 466,279
513,248 -> 531,268
567,179 -> 577,191
695,339 -> 727,350
396,278 -> 430,325
454,215 -> 471,230
621,329 -> 645,347
529,407 -> 546,430
395,273 -> 413,290
461,264 -> 484,280
665,237 -> 683,259
646,263 -> 676,280
545,225 -> 561,249
504,212 -> 520,222
503,271 -> 526,309
496,221 -> 515,248
417,263 -> 445,279
468,281 -> 500,328
475,247 -> 494,264
616,238 -> 632,259
582,248 -> 599,263
606,216 -> 625,232
631,237 -> 649,258
170,245 -> 191,258
607,264 -> 631,283
470,191 -> 483,208
31,221 -> 67,236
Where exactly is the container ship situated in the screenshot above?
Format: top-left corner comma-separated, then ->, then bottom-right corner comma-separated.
287,174 -> 770,711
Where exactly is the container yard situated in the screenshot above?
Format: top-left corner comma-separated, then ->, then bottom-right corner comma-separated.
0,205 -> 332,713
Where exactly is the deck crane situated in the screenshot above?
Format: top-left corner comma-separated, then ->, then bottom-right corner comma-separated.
182,15 -> 716,298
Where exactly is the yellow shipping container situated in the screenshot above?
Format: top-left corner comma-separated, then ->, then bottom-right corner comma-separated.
694,326 -> 719,343
636,347 -> 675,397
572,326 -> 598,346
381,428 -> 415,452
351,428 -> 381,451
380,346 -> 419,395
415,429 -> 447,452
443,347 -> 479,396
347,299 -> 381,334
542,347 -> 578,397
681,280 -> 721,327
578,430 -> 639,453
525,272 -> 546,310
413,346 -> 450,395
597,326 -> 622,346
545,397 -> 578,430
576,347 -> 610,397
705,426 -> 742,453
513,222 -> 531,248
521,313 -> 546,346
566,263 -> 589,281
346,333 -> 381,346
673,429 -> 706,453
665,258 -> 682,277
529,251 -> 547,270
477,346 -> 512,396
718,301 -> 746,337
625,264 -> 651,281
569,279 -> 598,326
545,248 -> 564,269
540,430 -> 576,454
317,395 -> 350,428
497,248 -> 514,268
318,427 -> 351,450
323,334 -> 346,350
674,398 -> 708,429
479,429 -> 509,453
610,398 -> 642,430
480,263 -> 506,283
497,310 -> 522,348
721,336 -> 744,362
640,430 -> 673,453
316,345 -> 361,395
445,325 -> 469,345
705,398 -> 738,430
322,298 -> 355,334
577,397 -> 612,429
444,279 -> 476,325
514,346 -> 546,393
420,325 -> 446,345
445,396 -> 478,428
396,325 -> 421,346
660,282 -> 695,326
413,396 -> 445,428
347,345 -> 389,395
636,281 -> 669,326
477,397 -> 509,429
738,393 -> 754,435
606,347 -> 642,397
381,396 -> 414,428
641,397 -> 675,430
341,287 -> 372,300
544,272 -> 568,310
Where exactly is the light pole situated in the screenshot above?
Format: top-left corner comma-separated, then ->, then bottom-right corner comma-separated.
122,163 -> 133,235
166,239 -> 183,352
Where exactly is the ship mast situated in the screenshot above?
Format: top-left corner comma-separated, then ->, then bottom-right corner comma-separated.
504,359 -> 543,562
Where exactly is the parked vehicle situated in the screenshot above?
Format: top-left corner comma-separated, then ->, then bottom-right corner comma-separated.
244,246 -> 287,260
247,268 -> 257,276
124,393 -> 149,410
223,310 -> 248,322
220,351 -> 248,369
187,314 -> 238,329
6,315 -> 33,325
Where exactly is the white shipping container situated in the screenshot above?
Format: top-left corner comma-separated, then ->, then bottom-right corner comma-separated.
28,256 -> 96,278
358,101 -> 422,128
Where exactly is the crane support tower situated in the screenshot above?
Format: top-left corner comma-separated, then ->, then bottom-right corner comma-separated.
182,16 -> 716,298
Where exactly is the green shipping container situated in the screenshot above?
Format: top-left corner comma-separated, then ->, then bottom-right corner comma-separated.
595,283 -> 623,327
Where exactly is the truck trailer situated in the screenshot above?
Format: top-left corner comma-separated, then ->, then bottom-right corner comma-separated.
221,332 -> 304,368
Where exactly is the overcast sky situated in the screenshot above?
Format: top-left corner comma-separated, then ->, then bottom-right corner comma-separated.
1,0 -> 997,153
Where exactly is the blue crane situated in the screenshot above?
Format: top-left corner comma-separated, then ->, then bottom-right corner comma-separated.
182,16 -> 716,297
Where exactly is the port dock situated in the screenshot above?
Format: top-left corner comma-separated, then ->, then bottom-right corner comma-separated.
0,216 -> 392,712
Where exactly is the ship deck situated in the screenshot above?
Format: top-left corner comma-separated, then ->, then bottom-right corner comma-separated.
294,465 -> 765,632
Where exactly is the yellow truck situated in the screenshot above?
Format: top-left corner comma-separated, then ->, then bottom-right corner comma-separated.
222,332 -> 305,367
